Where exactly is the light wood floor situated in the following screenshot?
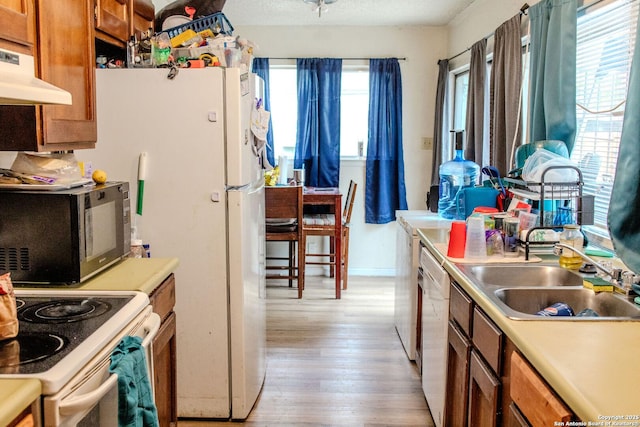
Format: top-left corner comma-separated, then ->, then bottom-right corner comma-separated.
179,276 -> 435,426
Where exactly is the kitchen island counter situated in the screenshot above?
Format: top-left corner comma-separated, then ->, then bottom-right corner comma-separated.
418,228 -> 640,422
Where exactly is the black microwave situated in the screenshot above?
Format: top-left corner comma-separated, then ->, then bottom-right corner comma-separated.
0,182 -> 131,285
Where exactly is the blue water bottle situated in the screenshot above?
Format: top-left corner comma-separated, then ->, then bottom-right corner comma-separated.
438,130 -> 480,219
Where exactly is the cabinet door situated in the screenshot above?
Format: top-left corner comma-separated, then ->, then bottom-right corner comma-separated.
510,351 -> 573,426
444,320 -> 471,427
153,311 -> 177,427
150,274 -> 177,427
0,0 -> 34,51
472,307 -> 503,374
36,0 -> 96,149
131,0 -> 155,37
468,349 -> 501,427
95,0 -> 129,45
449,282 -> 473,336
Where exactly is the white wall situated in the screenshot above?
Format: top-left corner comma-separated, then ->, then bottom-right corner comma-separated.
235,24 -> 447,275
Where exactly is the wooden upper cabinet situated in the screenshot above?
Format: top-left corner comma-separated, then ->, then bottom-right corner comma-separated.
131,0 -> 155,38
95,0 -> 155,45
0,0 -> 97,151
37,0 -> 96,149
0,0 -> 35,53
95,0 -> 130,45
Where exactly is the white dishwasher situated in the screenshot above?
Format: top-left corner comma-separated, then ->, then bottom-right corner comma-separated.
394,211 -> 450,361
419,243 -> 450,427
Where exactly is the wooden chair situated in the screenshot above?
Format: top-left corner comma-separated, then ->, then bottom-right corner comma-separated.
265,185 -> 305,298
302,180 -> 357,296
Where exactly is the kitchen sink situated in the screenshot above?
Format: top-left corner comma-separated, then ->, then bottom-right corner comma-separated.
494,287 -> 640,320
457,264 -> 584,287
455,263 -> 640,321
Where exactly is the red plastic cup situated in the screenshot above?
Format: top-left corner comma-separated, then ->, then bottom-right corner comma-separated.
447,220 -> 467,258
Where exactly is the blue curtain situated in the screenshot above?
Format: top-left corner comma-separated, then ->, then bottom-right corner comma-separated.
608,15 -> 640,273
294,58 -> 342,187
365,58 -> 408,224
528,0 -> 577,153
252,57 -> 275,167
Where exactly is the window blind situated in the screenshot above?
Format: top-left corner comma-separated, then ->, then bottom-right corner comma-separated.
572,0 -> 639,233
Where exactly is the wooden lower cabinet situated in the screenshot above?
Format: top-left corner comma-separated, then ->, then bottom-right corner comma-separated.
468,350 -> 500,427
153,311 -> 177,427
150,274 -> 178,427
510,351 -> 574,427
443,282 -> 517,426
443,281 -> 577,427
444,320 -> 471,427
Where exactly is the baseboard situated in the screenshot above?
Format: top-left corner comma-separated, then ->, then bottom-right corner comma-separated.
304,267 -> 396,277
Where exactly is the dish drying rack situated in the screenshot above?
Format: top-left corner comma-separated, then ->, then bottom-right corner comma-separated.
503,165 -> 594,260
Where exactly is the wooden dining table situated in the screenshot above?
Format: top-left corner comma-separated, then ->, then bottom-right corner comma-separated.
302,187 -> 343,298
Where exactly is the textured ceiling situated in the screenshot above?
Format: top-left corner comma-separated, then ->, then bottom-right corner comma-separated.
152,0 -> 477,27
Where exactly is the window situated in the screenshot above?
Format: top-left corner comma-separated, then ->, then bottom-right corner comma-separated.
444,0 -> 637,245
452,70 -> 469,134
269,67 -> 297,159
571,0 -> 639,236
340,68 -> 369,157
268,64 -> 370,160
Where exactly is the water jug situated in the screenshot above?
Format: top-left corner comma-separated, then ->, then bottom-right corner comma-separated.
438,131 -> 480,219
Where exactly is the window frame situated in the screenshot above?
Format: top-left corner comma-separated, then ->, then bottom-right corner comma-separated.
266,60 -> 370,161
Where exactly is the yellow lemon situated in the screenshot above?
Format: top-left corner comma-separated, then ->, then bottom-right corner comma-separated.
92,169 -> 107,184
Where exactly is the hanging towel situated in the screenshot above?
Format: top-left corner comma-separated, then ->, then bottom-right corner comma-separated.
109,336 -> 159,427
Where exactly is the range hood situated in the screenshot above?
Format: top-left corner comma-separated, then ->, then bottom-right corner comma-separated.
0,48 -> 72,105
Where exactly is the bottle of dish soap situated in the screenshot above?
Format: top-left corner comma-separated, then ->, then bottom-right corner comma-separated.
437,130 -> 480,219
558,224 -> 583,269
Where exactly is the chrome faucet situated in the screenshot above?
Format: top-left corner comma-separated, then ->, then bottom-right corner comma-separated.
553,243 -> 637,297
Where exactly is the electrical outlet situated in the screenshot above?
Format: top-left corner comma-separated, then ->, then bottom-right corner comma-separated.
422,137 -> 433,150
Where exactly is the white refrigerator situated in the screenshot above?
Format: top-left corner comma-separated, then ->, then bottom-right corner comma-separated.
80,67 -> 266,419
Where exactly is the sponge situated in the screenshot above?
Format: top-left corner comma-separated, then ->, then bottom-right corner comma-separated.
583,277 -> 613,293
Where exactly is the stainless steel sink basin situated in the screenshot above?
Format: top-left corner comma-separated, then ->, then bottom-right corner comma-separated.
455,263 -> 640,321
494,287 -> 640,320
458,264 -> 584,287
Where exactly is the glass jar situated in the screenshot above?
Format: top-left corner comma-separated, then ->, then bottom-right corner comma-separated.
558,224 -> 583,269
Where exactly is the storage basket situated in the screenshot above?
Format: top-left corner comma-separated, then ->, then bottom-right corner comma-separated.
161,12 -> 234,39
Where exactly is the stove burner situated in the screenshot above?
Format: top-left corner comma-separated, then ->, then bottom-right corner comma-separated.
0,333 -> 67,372
19,299 -> 111,324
